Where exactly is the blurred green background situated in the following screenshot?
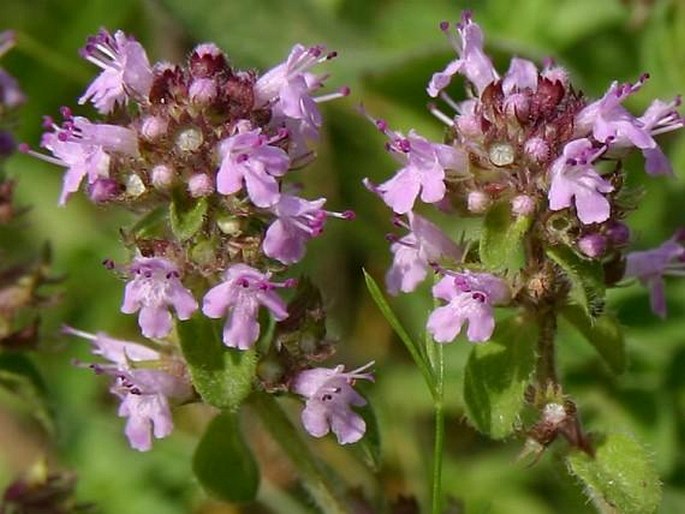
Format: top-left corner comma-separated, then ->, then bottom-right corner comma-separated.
1,0 -> 685,512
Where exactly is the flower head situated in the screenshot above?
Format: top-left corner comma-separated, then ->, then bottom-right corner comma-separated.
201,264 -> 291,349
216,128 -> 290,207
427,271 -> 510,343
79,29 -> 153,113
292,362 -> 374,445
386,213 -> 462,295
64,326 -> 192,451
624,233 -> 685,318
121,257 -> 198,339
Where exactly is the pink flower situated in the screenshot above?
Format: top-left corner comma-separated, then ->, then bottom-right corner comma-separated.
201,264 -> 290,349
255,44 -> 336,141
427,12 -> 498,98
365,121 -> 466,214
216,128 -> 290,207
26,111 -> 139,205
386,213 -> 462,295
548,139 -> 613,224
38,131 -> 111,205
624,233 -> 685,318
427,272 -> 510,343
263,194 -> 354,264
79,29 -> 153,113
61,116 -> 139,156
292,362 -> 374,445
121,257 -> 198,339
575,77 -> 683,176
64,327 -> 192,451
263,194 -> 326,264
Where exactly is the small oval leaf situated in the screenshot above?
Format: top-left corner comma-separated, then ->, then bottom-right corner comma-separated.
566,432 -> 661,514
463,314 -> 537,439
193,411 -> 260,503
170,190 -> 207,241
546,244 -> 605,318
177,316 -> 256,410
561,305 -> 626,374
480,201 -> 531,274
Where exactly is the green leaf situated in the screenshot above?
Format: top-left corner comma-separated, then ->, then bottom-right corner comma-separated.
546,244 -> 605,317
479,201 -> 531,273
193,411 -> 260,503
463,314 -> 537,439
362,269 -> 435,396
566,433 -> 661,514
177,316 -> 256,410
561,305 -> 626,374
169,190 -> 207,241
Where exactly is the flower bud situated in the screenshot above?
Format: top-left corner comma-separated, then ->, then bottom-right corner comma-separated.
88,178 -> 121,203
488,141 -> 515,167
175,127 -> 203,153
188,173 -> 213,197
189,78 -> 217,104
216,216 -> 242,235
541,66 -> 569,86
604,221 -> 630,246
504,92 -> 529,119
578,233 -> 607,258
511,194 -> 535,217
140,115 -> 168,141
189,43 -> 227,78
455,113 -> 482,138
151,164 -> 174,190
467,190 -> 490,213
524,136 -> 549,162
125,174 -> 146,198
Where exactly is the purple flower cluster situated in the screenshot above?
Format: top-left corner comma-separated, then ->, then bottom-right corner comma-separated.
26,29 -> 355,350
366,11 -> 683,341
35,29 -> 371,449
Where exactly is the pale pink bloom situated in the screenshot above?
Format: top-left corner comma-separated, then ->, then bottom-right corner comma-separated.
202,264 -> 290,349
292,362 -> 374,445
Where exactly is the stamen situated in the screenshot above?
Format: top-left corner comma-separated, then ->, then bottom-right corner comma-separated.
428,102 -> 455,127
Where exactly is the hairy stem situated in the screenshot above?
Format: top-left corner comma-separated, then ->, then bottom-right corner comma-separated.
536,308 -> 558,389
429,341 -> 445,514
251,392 -> 348,514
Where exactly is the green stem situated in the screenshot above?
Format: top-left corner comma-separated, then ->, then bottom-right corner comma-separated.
251,392 -> 348,514
536,308 -> 558,390
430,342 -> 445,514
